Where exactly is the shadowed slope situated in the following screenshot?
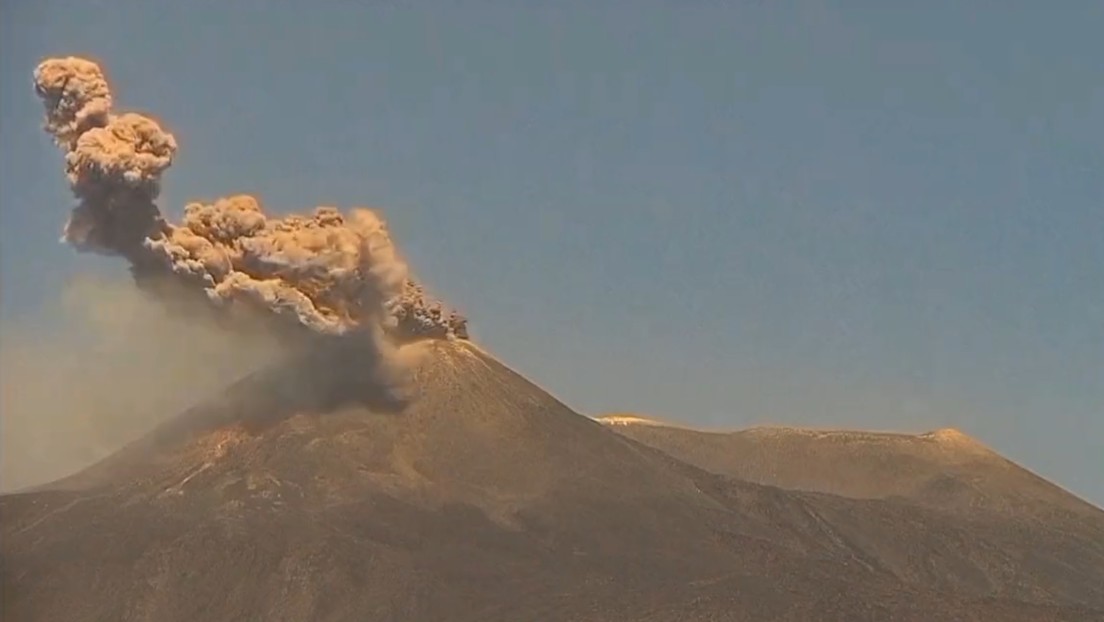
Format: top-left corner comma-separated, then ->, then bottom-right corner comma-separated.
2,345 -> 1103,621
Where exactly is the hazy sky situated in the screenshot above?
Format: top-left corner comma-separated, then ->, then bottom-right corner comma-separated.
1,2 -> 1101,504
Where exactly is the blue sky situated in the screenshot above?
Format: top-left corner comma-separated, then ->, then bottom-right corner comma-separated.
1,2 -> 1101,504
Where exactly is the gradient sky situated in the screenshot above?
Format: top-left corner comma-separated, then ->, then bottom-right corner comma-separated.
1,2 -> 1101,504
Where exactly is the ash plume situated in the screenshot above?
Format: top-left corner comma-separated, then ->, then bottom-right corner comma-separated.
33,56 -> 468,349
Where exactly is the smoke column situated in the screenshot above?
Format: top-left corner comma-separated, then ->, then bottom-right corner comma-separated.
33,56 -> 468,349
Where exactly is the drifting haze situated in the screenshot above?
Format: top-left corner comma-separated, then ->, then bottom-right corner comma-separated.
0,276 -> 279,491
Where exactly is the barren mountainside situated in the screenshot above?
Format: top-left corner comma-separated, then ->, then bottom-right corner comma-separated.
597,415 -> 1102,518
2,342 -> 1103,621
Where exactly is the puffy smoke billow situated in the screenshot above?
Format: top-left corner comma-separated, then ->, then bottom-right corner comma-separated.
33,56 -> 468,347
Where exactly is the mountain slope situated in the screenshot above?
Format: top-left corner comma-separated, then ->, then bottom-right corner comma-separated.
600,414 -> 1104,610
2,343 -> 1103,621
597,416 -> 1101,518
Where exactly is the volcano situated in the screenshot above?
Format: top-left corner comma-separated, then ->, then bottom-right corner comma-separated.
3,342 -> 1103,621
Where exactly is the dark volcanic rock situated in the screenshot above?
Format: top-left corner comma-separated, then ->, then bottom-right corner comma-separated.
2,343 -> 1102,621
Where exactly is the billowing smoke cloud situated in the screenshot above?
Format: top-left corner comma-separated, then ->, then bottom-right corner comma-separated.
33,56 -> 467,350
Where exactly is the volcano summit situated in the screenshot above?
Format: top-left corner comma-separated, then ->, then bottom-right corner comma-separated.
4,341 -> 1104,621
3,58 -> 1104,622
